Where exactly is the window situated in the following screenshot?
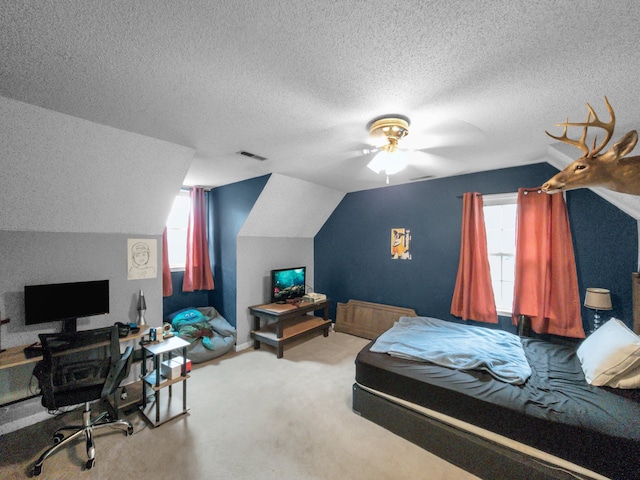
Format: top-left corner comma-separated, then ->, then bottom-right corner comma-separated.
483,193 -> 517,316
165,191 -> 191,270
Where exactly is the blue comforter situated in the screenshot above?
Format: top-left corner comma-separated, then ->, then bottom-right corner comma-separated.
370,316 -> 532,385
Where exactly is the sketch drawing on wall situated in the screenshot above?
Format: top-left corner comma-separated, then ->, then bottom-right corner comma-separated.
391,228 -> 411,260
127,239 -> 158,280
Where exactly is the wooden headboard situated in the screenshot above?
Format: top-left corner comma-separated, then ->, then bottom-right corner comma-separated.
335,299 -> 417,340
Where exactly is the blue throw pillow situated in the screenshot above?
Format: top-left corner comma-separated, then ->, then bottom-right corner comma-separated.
169,308 -> 205,329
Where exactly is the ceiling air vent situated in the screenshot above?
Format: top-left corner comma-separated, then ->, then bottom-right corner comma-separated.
410,175 -> 434,182
237,150 -> 267,161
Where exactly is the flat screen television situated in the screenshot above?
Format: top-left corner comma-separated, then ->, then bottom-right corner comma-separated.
24,280 -> 110,333
270,267 -> 306,303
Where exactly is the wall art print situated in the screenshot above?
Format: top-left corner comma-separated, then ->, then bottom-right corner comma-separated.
391,228 -> 411,260
127,238 -> 158,280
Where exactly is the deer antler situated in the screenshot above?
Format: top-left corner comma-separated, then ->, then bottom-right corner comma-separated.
545,96 -> 616,158
546,114 -> 591,157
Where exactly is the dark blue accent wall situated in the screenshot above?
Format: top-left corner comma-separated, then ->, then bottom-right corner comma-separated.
315,163 -> 638,334
207,175 -> 270,326
567,188 -> 637,324
163,190 -> 216,319
162,176 -> 269,325
162,270 -> 210,317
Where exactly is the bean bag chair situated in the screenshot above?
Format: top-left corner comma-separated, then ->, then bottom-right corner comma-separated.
165,306 -> 236,363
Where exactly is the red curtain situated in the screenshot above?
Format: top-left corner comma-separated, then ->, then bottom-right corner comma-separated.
450,192 -> 498,323
162,227 -> 173,297
511,188 -> 584,338
182,187 -> 215,292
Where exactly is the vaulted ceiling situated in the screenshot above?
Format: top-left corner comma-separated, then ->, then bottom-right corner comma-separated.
2,1 -> 640,193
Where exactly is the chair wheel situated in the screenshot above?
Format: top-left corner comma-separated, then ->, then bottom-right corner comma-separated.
32,464 -> 42,476
53,432 -> 64,444
127,425 -> 133,435
85,458 -> 95,470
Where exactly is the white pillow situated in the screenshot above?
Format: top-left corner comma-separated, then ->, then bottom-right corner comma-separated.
609,362 -> 640,389
576,318 -> 640,388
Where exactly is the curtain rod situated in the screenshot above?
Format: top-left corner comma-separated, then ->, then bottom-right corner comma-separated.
456,188 -> 544,198
521,187 -> 543,194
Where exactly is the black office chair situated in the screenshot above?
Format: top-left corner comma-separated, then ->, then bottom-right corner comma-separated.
31,326 -> 134,476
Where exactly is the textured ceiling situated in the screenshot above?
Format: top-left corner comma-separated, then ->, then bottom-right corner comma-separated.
2,0 -> 640,193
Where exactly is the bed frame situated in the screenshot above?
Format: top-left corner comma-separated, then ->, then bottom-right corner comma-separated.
352,384 -> 602,480
345,299 -> 618,480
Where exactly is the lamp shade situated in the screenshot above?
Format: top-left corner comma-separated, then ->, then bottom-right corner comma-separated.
584,288 -> 612,310
367,150 -> 408,175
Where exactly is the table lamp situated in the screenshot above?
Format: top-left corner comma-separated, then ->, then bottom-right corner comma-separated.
137,290 -> 147,325
584,288 -> 612,333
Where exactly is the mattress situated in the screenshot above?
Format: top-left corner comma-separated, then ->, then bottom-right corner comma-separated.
355,337 -> 640,480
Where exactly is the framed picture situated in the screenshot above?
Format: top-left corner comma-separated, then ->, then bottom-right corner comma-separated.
391,228 -> 411,260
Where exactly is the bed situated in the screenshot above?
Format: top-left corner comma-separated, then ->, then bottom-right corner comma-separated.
352,314 -> 640,480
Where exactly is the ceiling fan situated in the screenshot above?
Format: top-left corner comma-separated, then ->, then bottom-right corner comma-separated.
365,115 -> 411,176
359,113 -> 486,184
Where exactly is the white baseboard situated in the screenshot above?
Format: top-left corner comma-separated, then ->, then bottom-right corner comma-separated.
0,397 -> 51,435
234,341 -> 252,352
0,411 -> 51,435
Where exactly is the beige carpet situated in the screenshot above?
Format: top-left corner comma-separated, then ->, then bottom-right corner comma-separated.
0,331 -> 480,480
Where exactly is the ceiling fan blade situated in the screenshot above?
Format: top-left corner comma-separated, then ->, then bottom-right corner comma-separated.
401,148 -> 462,178
404,150 -> 433,164
403,118 -> 487,150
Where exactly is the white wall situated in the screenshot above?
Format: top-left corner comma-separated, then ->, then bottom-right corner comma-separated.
235,236 -> 313,349
233,174 -> 344,349
239,174 -> 345,238
0,230 -> 163,406
0,96 -> 193,423
0,96 -> 194,234
0,95 -> 193,349
0,231 -> 162,349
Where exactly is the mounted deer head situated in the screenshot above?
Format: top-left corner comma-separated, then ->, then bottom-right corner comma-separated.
542,97 -> 640,196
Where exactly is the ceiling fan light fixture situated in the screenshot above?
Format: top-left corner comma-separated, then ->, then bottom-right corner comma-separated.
366,114 -> 411,176
367,149 -> 408,175
367,115 -> 410,147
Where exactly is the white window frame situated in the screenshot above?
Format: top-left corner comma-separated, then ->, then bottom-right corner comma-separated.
483,192 -> 518,317
165,190 -> 191,271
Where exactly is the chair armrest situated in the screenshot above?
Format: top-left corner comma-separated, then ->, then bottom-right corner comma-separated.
101,346 -> 133,399
33,360 -> 55,408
